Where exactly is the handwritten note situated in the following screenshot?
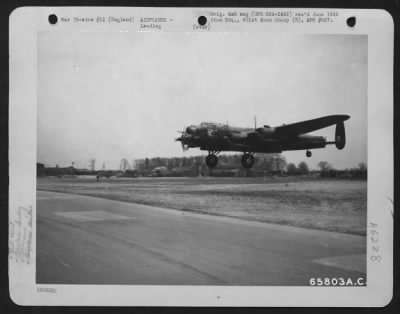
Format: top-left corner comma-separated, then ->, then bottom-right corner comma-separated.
9,206 -> 33,264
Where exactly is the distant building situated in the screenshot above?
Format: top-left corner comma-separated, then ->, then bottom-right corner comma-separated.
37,163 -> 45,177
171,166 -> 196,177
152,166 -> 170,177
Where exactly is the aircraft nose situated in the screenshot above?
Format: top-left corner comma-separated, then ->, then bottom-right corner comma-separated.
186,126 -> 197,134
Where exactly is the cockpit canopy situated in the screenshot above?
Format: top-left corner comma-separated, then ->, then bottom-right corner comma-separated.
200,122 -> 227,128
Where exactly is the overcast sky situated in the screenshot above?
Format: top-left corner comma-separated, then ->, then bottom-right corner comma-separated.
37,31 -> 367,170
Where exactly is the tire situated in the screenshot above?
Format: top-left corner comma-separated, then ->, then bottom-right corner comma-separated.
205,154 -> 218,168
241,154 -> 255,168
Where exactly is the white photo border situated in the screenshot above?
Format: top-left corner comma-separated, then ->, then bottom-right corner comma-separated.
9,7 -> 394,306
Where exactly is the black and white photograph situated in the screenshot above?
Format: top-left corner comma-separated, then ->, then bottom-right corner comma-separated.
36,30 -> 368,286
9,7 -> 393,306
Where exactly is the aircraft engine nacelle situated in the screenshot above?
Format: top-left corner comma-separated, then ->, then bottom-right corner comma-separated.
256,127 -> 275,138
335,121 -> 346,150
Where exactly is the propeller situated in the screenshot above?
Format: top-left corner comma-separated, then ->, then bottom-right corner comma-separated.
175,127 -> 190,151
175,126 -> 186,139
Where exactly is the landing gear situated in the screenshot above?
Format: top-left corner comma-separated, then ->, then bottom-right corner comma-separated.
241,153 -> 255,169
205,151 -> 220,168
306,150 -> 312,157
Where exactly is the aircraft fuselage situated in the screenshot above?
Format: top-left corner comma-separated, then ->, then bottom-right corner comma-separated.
183,123 -> 327,153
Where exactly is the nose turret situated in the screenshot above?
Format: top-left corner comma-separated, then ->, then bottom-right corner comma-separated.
186,126 -> 197,134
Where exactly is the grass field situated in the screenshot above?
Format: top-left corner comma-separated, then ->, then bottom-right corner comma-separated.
37,176 -> 367,235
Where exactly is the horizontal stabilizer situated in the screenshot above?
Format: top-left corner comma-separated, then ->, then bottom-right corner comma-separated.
275,115 -> 350,136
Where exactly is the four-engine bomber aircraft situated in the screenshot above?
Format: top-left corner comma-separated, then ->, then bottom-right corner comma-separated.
176,115 -> 350,169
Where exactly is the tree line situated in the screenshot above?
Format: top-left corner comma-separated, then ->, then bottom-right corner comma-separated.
286,161 -> 367,179
133,153 -> 287,172
38,153 -> 367,179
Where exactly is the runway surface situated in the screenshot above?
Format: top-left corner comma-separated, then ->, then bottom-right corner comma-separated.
37,190 -> 366,285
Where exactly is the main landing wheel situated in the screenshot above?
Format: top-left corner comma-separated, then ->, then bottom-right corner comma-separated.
241,153 -> 255,169
205,154 -> 218,168
306,150 -> 312,157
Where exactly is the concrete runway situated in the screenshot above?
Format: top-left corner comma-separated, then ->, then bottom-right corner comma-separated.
37,190 -> 366,285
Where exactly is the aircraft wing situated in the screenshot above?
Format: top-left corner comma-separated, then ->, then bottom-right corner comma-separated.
274,115 -> 350,136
